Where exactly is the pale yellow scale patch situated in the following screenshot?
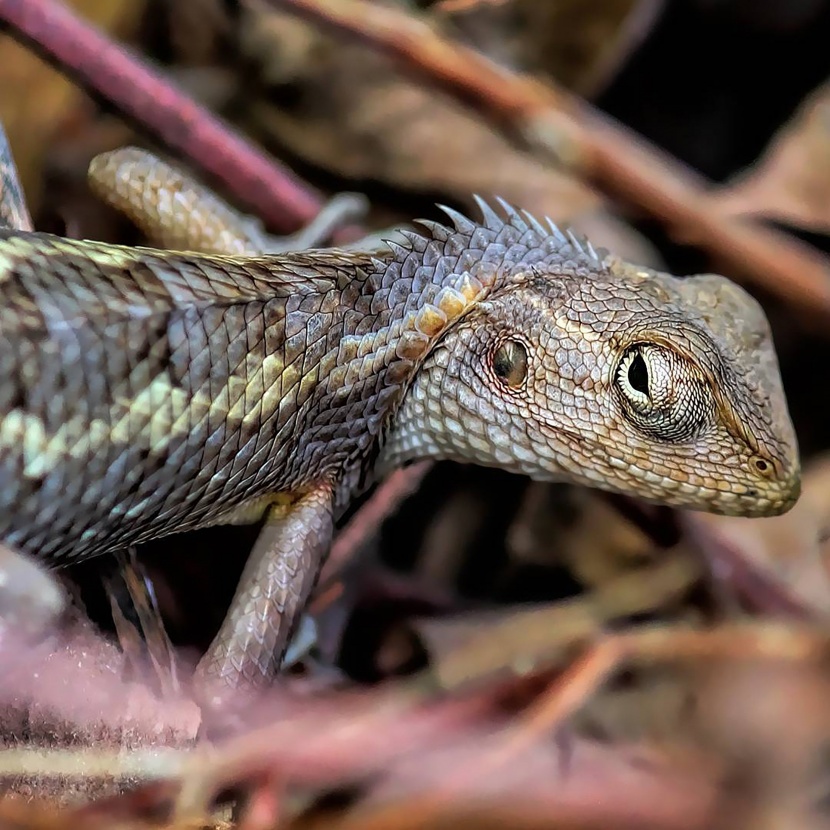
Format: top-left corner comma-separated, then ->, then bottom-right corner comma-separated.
58,241 -> 141,273
241,350 -> 327,432
0,237 -> 140,274
211,490 -> 298,527
110,374 -> 192,452
42,418 -> 110,479
0,411 -> 47,477
436,286 -> 470,319
0,252 -> 24,283
454,273 -> 486,305
221,376 -> 252,422
239,351 -> 283,431
261,352 -> 285,383
0,411 -> 117,480
415,305 -> 447,338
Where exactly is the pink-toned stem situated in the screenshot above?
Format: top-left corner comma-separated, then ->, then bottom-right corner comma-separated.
0,0 -> 324,233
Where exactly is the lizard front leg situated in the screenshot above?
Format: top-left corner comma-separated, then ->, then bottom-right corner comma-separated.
194,483 -> 335,696
82,150 -> 349,691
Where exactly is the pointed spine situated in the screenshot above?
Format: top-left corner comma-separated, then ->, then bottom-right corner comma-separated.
472,194 -> 504,232
437,204 -> 476,234
413,218 -> 452,242
521,209 -> 548,237
545,216 -> 569,244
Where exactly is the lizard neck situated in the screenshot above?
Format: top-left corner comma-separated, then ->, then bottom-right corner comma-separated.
289,230 -> 502,505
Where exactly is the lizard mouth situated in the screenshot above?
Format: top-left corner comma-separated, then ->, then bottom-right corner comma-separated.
536,418 -> 801,517
747,468 -> 801,517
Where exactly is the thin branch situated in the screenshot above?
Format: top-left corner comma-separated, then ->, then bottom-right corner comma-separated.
0,0 -> 325,233
267,0 -> 830,322
320,462 -> 433,589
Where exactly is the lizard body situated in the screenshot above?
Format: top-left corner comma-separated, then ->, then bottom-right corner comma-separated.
0,144 -> 800,691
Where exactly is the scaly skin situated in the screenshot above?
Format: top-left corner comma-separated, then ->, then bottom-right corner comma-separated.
0,145 -> 801,694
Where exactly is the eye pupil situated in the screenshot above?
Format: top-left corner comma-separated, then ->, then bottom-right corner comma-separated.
627,353 -> 649,396
493,340 -> 528,388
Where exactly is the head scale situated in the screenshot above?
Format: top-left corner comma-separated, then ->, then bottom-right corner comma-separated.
380,199 -> 800,518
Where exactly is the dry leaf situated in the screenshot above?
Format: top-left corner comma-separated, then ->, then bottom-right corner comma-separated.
237,2 -> 660,265
713,80 -> 830,234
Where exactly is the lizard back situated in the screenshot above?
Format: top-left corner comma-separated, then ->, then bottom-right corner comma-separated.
0,232 -> 406,561
0,207 -> 518,562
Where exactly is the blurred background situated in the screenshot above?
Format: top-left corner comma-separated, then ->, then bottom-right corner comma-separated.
2,1 -> 830,827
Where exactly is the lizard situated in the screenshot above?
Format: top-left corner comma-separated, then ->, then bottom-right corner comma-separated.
0,131 -> 801,698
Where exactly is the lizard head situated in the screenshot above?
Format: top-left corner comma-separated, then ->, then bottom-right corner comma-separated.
380,201 -> 800,517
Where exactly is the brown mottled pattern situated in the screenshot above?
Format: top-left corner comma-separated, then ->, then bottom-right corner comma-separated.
381,248 -> 800,516
0,223 -> 484,560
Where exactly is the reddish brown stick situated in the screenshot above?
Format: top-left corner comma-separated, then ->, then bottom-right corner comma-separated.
0,0 -> 323,233
268,0 -> 830,321
320,462 -> 433,587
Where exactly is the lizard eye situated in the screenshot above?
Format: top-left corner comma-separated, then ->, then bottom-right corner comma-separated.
615,344 -> 711,441
492,339 -> 528,389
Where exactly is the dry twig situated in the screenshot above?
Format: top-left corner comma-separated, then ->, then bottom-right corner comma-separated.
0,0 -> 325,233
267,0 -> 830,322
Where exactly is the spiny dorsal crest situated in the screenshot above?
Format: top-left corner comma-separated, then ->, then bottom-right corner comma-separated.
367,197 -> 610,370
374,196 -> 607,300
